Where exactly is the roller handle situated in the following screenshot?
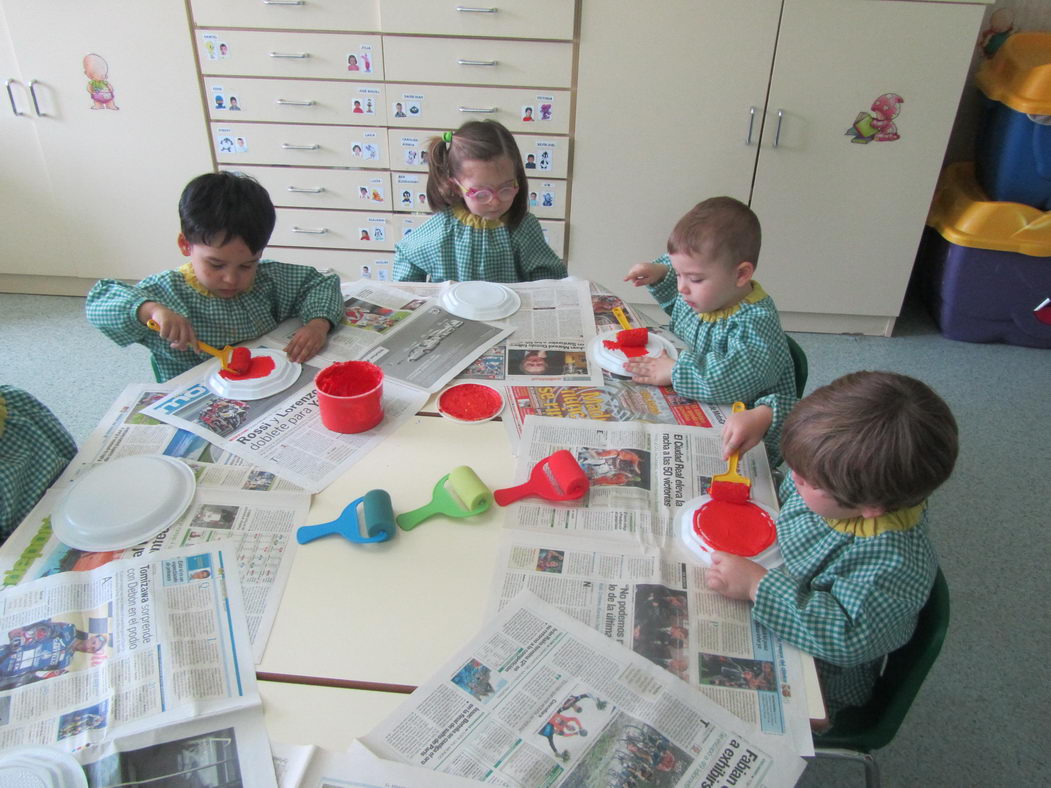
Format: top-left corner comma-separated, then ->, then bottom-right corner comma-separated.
147,319 -> 229,366
724,401 -> 746,476
493,480 -> 538,507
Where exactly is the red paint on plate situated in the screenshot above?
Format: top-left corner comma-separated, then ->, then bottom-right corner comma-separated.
219,354 -> 275,380
602,338 -> 649,357
693,499 -> 776,556
439,384 -> 503,422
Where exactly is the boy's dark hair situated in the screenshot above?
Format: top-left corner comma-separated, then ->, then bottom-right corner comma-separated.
667,196 -> 761,270
425,120 -> 528,229
178,171 -> 276,254
781,371 -> 959,512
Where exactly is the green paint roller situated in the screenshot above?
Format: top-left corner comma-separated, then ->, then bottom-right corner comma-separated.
396,466 -> 492,531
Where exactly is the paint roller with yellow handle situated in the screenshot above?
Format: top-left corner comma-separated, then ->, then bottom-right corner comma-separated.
146,319 -> 252,374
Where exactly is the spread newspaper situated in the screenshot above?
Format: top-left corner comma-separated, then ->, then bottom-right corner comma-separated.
0,543 -> 278,786
359,590 -> 806,786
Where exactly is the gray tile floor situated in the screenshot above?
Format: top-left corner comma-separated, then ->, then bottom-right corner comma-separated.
2,290 -> 1047,786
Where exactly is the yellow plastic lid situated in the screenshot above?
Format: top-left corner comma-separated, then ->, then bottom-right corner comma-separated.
926,162 -> 1051,257
976,32 -> 1051,114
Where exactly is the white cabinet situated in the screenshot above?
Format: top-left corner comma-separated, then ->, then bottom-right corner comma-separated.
0,0 -> 212,289
570,0 -> 986,335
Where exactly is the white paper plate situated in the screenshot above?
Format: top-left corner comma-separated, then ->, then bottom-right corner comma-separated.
675,493 -> 783,569
0,745 -> 87,788
51,455 -> 197,552
206,347 -> 301,400
589,330 -> 679,377
440,281 -> 521,321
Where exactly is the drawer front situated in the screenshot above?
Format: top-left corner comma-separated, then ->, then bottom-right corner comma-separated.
388,128 -> 568,178
266,246 -> 394,281
389,171 -> 565,219
197,31 -> 383,80
382,36 -> 572,88
205,77 -> 387,125
272,208 -> 396,251
386,84 -> 570,134
378,0 -> 574,40
391,172 -> 430,213
221,165 -> 393,211
539,219 -> 565,258
212,123 -> 389,168
190,0 -> 380,31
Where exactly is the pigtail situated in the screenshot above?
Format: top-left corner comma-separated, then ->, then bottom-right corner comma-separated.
425,133 -> 462,213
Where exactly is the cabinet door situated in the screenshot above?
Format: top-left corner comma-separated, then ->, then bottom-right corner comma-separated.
569,0 -> 781,299
751,0 -> 985,330
1,0 -> 212,281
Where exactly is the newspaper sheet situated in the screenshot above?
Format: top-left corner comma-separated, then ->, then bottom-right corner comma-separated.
1,485 -> 308,663
262,280 -> 515,393
138,359 -> 429,493
272,739 -> 479,788
361,590 -> 806,787
0,544 -> 260,752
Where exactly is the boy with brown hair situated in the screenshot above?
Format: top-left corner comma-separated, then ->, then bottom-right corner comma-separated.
706,370 -> 959,719
623,196 -> 796,466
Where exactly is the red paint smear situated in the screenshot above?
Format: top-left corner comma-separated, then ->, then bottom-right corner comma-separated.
602,339 -> 648,357
693,500 -> 776,556
440,384 -> 502,421
316,361 -> 383,397
219,355 -> 275,380
617,327 -> 649,347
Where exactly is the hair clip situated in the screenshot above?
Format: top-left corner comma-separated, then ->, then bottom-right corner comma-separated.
442,131 -> 454,144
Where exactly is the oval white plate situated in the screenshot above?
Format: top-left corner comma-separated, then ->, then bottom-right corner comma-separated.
589,330 -> 679,377
440,281 -> 521,321
52,455 -> 197,552
675,493 -> 783,569
206,347 -> 301,400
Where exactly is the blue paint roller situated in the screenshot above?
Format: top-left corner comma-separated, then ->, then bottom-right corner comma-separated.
296,489 -> 395,545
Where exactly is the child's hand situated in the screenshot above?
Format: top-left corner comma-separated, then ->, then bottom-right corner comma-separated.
722,405 -> 773,459
140,302 -> 197,352
624,350 -> 674,386
284,318 -> 330,363
706,552 -> 767,601
623,262 -> 667,287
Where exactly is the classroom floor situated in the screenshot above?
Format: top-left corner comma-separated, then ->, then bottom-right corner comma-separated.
1,289 -> 1046,786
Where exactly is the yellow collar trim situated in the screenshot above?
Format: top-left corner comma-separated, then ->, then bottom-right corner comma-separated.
179,262 -> 213,297
696,281 -> 768,323
453,205 -> 504,230
824,502 -> 926,537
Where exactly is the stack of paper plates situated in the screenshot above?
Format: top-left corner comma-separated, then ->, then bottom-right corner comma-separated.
0,745 -> 87,788
51,455 -> 197,551
589,330 -> 679,377
440,281 -> 521,320
207,348 -> 302,400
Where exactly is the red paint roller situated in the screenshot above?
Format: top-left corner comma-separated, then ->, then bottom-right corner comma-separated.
616,327 -> 649,347
494,449 -> 590,506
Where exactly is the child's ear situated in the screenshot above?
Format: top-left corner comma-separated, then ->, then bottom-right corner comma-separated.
734,261 -> 756,287
177,233 -> 192,257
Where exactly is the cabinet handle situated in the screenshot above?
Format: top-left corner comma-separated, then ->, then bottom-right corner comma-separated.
5,79 -> 25,116
287,186 -> 325,193
276,98 -> 316,106
27,79 -> 47,117
268,51 -> 310,59
262,0 -> 305,5
456,6 -> 498,13
457,106 -> 496,114
281,143 -> 320,150
774,109 -> 784,148
457,59 -> 498,67
746,105 -> 756,145
291,226 -> 328,234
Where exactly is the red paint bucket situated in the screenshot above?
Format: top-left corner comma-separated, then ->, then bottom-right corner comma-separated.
315,361 -> 384,433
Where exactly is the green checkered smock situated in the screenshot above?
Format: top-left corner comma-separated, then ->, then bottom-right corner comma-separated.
647,256 -> 796,466
86,261 -> 343,382
754,473 -> 937,718
0,386 -> 77,542
393,206 -> 566,283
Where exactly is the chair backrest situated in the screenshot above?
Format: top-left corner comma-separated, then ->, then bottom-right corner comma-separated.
815,568 -> 951,753
785,335 -> 808,398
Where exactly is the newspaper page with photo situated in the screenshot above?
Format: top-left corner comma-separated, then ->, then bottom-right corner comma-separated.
272,740 -> 480,788
361,591 -> 806,787
486,531 -> 814,756
138,361 -> 429,493
1,486 -> 309,663
0,544 -> 259,752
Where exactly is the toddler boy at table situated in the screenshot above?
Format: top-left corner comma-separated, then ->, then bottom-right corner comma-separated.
623,196 -> 796,465
86,172 -> 344,382
393,120 -> 566,283
706,371 -> 959,721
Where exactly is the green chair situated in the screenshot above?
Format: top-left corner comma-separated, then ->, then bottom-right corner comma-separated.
812,568 -> 951,788
786,334 -> 808,398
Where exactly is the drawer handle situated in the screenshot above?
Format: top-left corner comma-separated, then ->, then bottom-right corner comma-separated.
774,108 -> 784,148
457,106 -> 496,114
287,186 -> 325,193
276,98 -> 317,106
5,79 -> 25,116
269,51 -> 311,59
457,59 -> 498,67
291,226 -> 328,234
746,105 -> 756,146
281,143 -> 320,150
262,0 -> 306,5
27,80 -> 47,117
456,6 -> 498,12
